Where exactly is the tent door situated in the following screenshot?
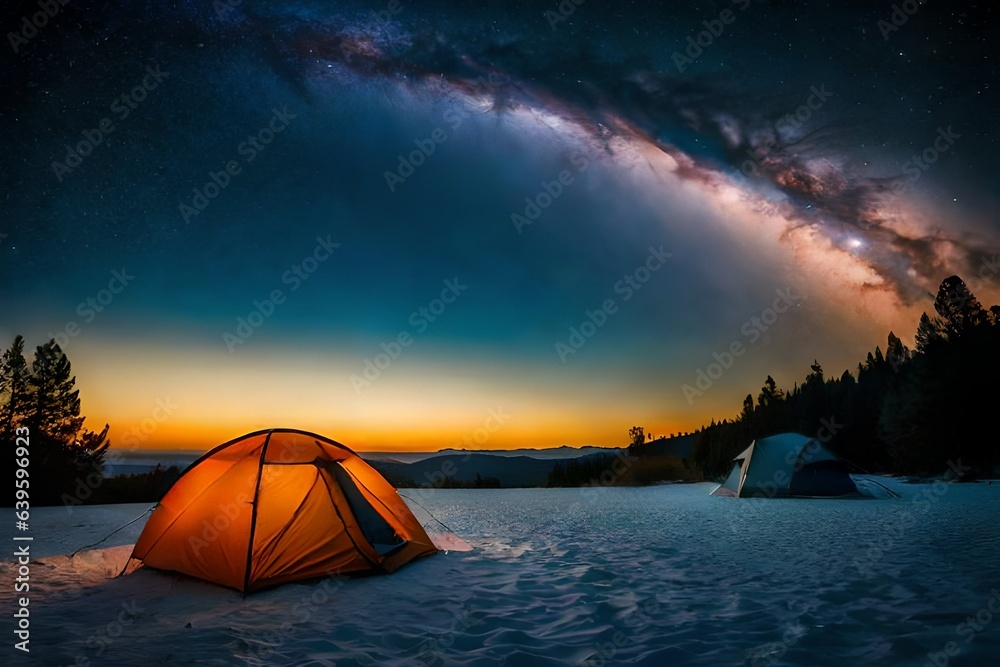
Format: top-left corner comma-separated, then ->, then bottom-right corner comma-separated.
330,462 -> 406,556
713,462 -> 743,497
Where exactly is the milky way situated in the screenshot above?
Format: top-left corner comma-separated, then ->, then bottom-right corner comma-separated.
195,0 -> 1000,306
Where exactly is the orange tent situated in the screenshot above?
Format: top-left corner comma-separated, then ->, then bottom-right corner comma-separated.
130,428 -> 437,592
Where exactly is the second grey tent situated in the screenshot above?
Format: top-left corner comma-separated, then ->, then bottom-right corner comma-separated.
712,433 -> 858,498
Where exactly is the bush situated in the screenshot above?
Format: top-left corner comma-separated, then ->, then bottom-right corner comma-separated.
622,455 -> 699,485
88,465 -> 182,504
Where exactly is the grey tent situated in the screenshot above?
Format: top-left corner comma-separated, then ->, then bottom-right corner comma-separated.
711,433 -> 858,498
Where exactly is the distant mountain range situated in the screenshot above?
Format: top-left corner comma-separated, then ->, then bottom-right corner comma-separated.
367,438 -> 697,488
101,438 -> 702,488
368,453 -> 562,488
102,445 -> 624,478
363,445 -> 618,464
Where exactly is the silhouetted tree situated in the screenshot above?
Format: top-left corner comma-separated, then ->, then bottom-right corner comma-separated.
27,341 -> 86,445
934,276 -> 987,338
881,276 -> 999,474
547,453 -> 621,487
627,425 -> 645,452
690,276 -> 998,478
0,335 -> 31,443
914,312 -> 944,353
757,375 -> 782,408
2,338 -> 110,505
741,394 -> 754,422
886,331 -> 910,372
473,472 -> 501,488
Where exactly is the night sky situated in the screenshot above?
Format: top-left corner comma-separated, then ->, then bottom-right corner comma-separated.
1,0 -> 996,450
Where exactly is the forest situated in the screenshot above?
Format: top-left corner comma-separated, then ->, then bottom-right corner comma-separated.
686,275 -> 999,479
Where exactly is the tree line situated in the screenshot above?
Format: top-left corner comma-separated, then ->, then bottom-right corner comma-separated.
686,275 -> 999,479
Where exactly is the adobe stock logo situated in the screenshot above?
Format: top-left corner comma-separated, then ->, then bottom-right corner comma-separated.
511,153 -> 590,234
223,236 -> 339,352
682,287 -> 802,404
51,65 -> 169,182
8,0 -> 71,54
877,0 -> 928,41
892,126 -> 960,195
350,278 -> 468,393
923,589 -> 1000,667
49,268 -> 136,351
544,0 -> 586,30
180,107 -> 296,224
555,246 -> 671,363
384,128 -> 449,192
671,0 -> 752,73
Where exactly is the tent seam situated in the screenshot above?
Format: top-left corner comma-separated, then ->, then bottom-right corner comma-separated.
251,466 -> 321,573
242,430 -> 273,593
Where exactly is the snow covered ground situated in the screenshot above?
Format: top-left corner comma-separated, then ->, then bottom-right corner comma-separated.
3,481 -> 999,665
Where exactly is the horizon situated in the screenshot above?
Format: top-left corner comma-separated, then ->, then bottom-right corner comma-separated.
102,442 -> 641,459
0,303 -> 977,452
106,442 -> 630,454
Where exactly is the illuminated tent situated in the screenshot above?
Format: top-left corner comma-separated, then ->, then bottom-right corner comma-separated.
711,432 -> 858,498
130,428 -> 437,592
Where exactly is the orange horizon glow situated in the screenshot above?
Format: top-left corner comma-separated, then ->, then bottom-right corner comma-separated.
64,339 -> 717,453
94,419 -> 708,454
107,421 -> 699,454
13,267 -> 975,456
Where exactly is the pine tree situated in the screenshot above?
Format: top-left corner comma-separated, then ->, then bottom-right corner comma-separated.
879,366 -> 935,471
757,375 -> 783,407
797,360 -> 828,433
914,312 -> 943,353
864,351 -> 876,371
934,275 -> 985,339
690,274 -> 996,477
27,341 -> 85,445
75,423 -> 111,470
807,360 -> 824,385
0,336 -> 31,442
886,331 -> 910,372
882,276 -> 998,473
8,339 -> 111,505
